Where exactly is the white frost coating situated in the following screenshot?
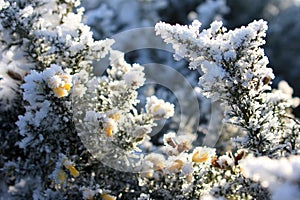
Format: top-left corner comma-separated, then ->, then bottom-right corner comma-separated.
241,155 -> 300,200
123,64 -> 145,88
0,0 -> 9,10
156,19 -> 300,158
145,96 -> 175,119
20,6 -> 34,18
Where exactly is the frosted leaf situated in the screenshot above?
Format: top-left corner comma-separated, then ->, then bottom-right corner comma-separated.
145,96 -> 174,119
123,64 -> 145,88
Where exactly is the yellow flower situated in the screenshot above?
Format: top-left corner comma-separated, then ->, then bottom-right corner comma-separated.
104,123 -> 113,137
192,151 -> 209,163
63,83 -> 71,91
63,160 -> 79,177
52,82 -> 71,98
152,104 -> 161,113
191,147 -> 215,163
154,162 -> 165,171
141,170 -> 154,178
103,119 -> 117,137
101,193 -> 116,200
47,71 -> 72,98
66,165 -> 79,177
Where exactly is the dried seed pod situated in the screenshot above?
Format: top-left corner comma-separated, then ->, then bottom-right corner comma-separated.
7,70 -> 22,81
262,75 -> 271,85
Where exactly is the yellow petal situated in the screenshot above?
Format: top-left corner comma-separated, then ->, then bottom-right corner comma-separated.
101,194 -> 116,200
66,165 -> 79,177
141,170 -> 153,178
52,87 -> 67,98
192,151 -> 209,163
153,104 -> 161,113
104,125 -> 113,137
63,83 -> 71,91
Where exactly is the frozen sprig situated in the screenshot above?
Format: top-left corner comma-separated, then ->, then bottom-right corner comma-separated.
156,19 -> 300,157
43,64 -> 72,98
73,50 -> 175,175
155,19 -> 272,97
21,64 -> 72,103
31,2 -> 114,71
0,0 -> 113,73
16,64 -> 77,151
140,135 -> 263,199
271,80 -> 300,109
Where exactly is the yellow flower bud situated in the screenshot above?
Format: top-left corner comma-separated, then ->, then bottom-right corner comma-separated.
141,170 -> 154,178
52,87 -> 68,98
47,72 -> 72,98
154,162 -> 164,171
104,124 -> 113,137
63,160 -> 79,177
65,165 -> 79,177
192,151 -> 209,163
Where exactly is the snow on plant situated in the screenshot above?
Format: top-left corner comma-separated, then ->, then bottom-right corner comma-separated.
82,1 -> 232,143
146,96 -> 175,119
74,50 -> 174,165
0,0 -> 118,198
241,155 -> 300,200
1,0 -> 300,199
139,131 -> 268,199
0,0 -> 174,199
155,19 -> 300,157
153,17 -> 300,199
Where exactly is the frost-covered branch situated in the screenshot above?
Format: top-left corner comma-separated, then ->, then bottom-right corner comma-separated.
155,19 -> 300,157
1,0 -> 174,199
1,0 -> 300,199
